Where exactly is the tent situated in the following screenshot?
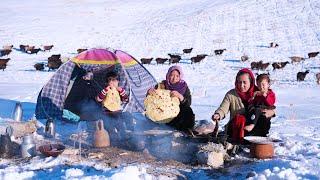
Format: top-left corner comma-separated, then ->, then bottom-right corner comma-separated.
35,48 -> 157,120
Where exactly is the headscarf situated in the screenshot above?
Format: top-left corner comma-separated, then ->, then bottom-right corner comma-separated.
163,65 -> 188,95
235,68 -> 257,105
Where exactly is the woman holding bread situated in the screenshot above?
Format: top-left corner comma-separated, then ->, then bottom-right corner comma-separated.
147,65 -> 195,131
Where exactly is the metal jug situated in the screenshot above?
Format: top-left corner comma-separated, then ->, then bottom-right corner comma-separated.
21,134 -> 36,158
45,118 -> 55,138
13,102 -> 23,122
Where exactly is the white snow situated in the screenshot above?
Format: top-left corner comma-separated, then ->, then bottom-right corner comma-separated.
1,0 -> 320,179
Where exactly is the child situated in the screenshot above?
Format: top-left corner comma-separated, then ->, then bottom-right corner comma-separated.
244,73 -> 276,132
96,71 -> 128,111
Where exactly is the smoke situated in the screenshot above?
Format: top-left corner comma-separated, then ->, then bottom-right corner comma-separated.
76,99 -> 200,164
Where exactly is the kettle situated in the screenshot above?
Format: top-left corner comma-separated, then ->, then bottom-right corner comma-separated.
45,118 -> 55,138
21,134 -> 36,158
93,120 -> 110,148
13,102 -> 23,122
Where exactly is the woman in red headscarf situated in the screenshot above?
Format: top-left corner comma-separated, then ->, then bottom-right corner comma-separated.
211,68 -> 275,143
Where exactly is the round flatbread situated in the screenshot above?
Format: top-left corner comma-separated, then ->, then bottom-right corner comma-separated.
144,89 -> 180,123
103,87 -> 121,111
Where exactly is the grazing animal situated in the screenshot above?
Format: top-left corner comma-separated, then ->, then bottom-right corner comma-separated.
140,58 -> 153,64
260,62 -> 270,70
183,48 -> 193,54
290,56 -> 305,63
169,57 -> 181,64
43,45 -> 54,51
19,45 -> 28,52
316,73 -> 320,85
48,54 -> 62,70
0,58 -> 10,71
191,55 -> 206,64
308,52 -> 319,58
27,48 -> 41,54
48,54 -> 61,62
47,60 -> 62,70
214,49 -> 226,55
77,48 -> 87,54
34,63 -> 45,71
196,54 -> 208,59
270,42 -> 279,48
26,46 -> 35,52
297,70 -> 309,81
155,58 -> 168,64
168,53 -> 181,59
272,61 -> 289,70
3,45 -> 13,50
241,55 -> 249,62
0,49 -> 12,57
250,61 -> 263,70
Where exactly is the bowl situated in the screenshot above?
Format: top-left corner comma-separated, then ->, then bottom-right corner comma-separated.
38,144 -> 65,157
244,136 -> 274,159
250,143 -> 274,159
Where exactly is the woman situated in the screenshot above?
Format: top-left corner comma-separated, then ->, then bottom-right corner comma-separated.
211,68 -> 275,143
147,65 -> 195,131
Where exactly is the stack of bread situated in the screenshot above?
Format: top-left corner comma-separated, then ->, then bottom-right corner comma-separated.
103,87 -> 121,111
144,89 -> 180,123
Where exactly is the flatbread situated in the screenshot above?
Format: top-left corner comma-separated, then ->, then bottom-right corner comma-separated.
144,89 -> 180,123
103,87 -> 121,111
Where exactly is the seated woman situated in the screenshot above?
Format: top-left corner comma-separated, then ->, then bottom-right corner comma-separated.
211,68 -> 275,143
147,65 -> 195,131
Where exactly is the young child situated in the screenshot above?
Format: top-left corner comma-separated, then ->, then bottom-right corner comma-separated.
244,73 -> 276,132
96,71 -> 128,111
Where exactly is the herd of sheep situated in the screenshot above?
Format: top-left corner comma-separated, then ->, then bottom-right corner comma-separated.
0,43 -> 319,84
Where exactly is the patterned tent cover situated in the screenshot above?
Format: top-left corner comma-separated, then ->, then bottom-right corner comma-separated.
35,48 -> 157,120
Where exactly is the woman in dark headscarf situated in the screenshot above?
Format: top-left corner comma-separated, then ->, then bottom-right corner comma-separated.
211,68 -> 275,143
147,65 -> 195,131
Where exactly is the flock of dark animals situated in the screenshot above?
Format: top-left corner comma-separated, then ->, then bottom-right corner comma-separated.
0,43 -> 319,83
0,44 -> 67,71
140,48 -> 221,65
139,42 -> 320,83
19,45 -> 53,54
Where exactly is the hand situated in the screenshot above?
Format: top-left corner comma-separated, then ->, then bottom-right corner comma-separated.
244,124 -> 255,132
147,88 -> 157,95
170,91 -> 184,101
261,109 -> 275,118
105,85 -> 112,91
211,113 -> 220,121
116,87 -> 123,92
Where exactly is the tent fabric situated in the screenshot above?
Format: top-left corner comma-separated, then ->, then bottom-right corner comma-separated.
72,48 -> 119,65
35,48 -> 157,120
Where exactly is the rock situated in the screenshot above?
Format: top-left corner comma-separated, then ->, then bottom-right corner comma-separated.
196,143 -> 226,168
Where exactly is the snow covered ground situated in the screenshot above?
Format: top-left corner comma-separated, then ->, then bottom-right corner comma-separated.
1,0 -> 320,179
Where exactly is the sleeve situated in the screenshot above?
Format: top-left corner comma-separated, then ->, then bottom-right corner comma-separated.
264,90 -> 276,106
96,87 -> 109,102
181,87 -> 192,106
214,91 -> 231,120
118,87 -> 129,102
